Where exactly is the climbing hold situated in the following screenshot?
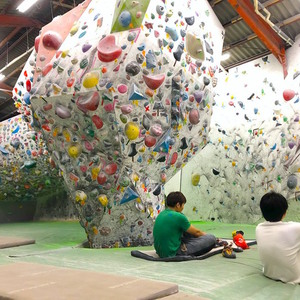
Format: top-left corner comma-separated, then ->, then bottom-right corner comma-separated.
104,163 -> 118,175
287,174 -> 298,189
42,31 -> 63,50
76,92 -> 100,112
145,135 -> 156,147
68,143 -> 82,158
125,122 -> 140,140
92,115 -> 104,129
55,104 -> 71,119
97,172 -> 107,185
98,194 -> 108,206
97,35 -> 122,62
283,89 -> 295,101
191,173 -> 200,186
143,74 -> 165,90
118,10 -> 131,27
189,109 -> 200,125
82,71 -> 99,89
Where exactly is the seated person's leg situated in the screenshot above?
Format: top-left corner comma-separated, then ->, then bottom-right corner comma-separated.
178,234 -> 216,256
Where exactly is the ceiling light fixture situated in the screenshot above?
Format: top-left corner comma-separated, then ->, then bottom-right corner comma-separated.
17,0 -> 39,13
0,73 -> 5,81
221,53 -> 231,61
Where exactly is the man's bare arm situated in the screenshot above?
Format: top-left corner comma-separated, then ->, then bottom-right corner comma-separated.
186,225 -> 206,237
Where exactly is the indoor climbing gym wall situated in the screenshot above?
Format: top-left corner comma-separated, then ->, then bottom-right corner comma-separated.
20,0 -> 224,248
8,50 -> 75,222
0,114 -> 67,222
166,34 -> 300,224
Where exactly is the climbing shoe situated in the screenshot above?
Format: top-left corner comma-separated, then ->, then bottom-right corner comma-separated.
222,243 -> 236,259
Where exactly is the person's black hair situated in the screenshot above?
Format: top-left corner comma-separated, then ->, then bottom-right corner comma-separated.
166,191 -> 186,207
260,192 -> 288,222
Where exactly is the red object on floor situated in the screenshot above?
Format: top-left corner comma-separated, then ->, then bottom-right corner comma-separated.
233,233 -> 249,249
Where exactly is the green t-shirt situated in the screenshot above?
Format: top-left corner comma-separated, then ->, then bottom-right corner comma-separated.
153,208 -> 191,258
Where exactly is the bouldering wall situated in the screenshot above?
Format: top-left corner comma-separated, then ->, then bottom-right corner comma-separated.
26,0 -> 224,247
10,51 -> 76,222
171,34 -> 300,224
0,115 -> 68,222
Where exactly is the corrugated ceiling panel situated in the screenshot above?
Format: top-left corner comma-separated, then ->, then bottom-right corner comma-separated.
211,1 -> 238,24
224,21 -> 254,44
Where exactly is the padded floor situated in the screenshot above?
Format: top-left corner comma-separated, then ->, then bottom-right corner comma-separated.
0,262 -> 178,300
131,239 -> 256,261
0,221 -> 299,300
0,236 -> 35,249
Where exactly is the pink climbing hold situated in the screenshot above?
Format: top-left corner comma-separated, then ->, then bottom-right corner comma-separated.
97,35 -> 122,62
42,31 -> 63,50
66,77 -> 75,87
143,74 -> 165,90
189,109 -> 200,125
76,92 -> 100,112
120,104 -> 133,114
117,84 -> 128,94
84,141 -> 93,151
55,104 -> 71,119
170,152 -> 178,165
34,35 -> 40,53
92,115 -> 103,129
42,63 -> 53,77
97,172 -> 107,185
145,135 -> 156,147
26,79 -> 31,92
80,165 -> 87,173
283,89 -> 295,101
43,103 -> 52,111
104,163 -> 118,175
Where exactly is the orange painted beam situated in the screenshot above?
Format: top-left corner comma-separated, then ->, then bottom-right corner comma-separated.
228,0 -> 287,78
0,15 -> 43,28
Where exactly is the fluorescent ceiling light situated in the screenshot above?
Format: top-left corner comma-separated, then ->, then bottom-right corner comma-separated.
17,0 -> 39,13
221,53 -> 231,61
0,73 -> 5,81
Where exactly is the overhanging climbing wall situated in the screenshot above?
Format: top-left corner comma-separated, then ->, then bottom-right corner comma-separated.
19,0 -> 224,248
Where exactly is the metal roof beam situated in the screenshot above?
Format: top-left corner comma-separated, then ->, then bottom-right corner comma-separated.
227,0 -> 287,78
222,50 -> 271,70
223,33 -> 258,52
223,14 -> 298,51
223,0 -> 283,27
0,15 -> 43,28
277,13 -> 300,27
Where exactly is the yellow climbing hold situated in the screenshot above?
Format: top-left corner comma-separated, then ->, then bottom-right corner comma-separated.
83,71 -> 99,89
75,190 -> 87,205
91,167 -> 100,180
68,143 -> 82,158
125,122 -> 140,140
70,22 -> 79,36
98,194 -> 108,207
191,173 -> 200,186
133,173 -> 139,182
61,50 -> 69,58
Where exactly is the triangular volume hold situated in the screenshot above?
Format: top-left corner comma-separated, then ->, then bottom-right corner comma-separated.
111,0 -> 151,33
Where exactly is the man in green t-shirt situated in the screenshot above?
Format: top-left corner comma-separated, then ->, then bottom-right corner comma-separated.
153,191 -> 217,258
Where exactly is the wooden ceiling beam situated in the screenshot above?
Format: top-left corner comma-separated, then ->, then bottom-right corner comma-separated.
0,27 -> 22,49
0,82 -> 12,96
0,15 -> 43,28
